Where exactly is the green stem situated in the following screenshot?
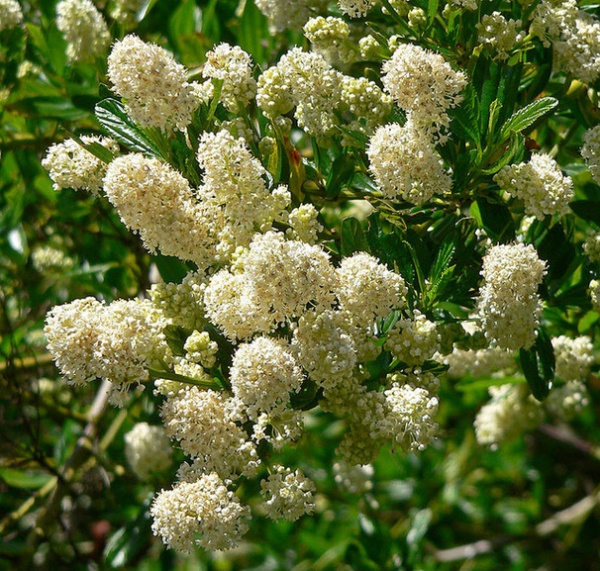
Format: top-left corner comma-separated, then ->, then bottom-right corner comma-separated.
147,366 -> 223,390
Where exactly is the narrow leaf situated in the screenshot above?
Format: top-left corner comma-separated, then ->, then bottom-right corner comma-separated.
500,97 -> 558,139
95,98 -> 164,158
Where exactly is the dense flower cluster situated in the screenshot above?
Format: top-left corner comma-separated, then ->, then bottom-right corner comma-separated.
494,154 -> 573,219
255,0 -> 327,31
531,0 -> 600,83
151,474 -> 250,552
39,0 -> 600,558
107,35 -> 201,131
56,0 -> 110,62
202,43 -> 256,112
0,0 -> 23,32
551,335 -> 594,382
478,244 -> 547,350
44,297 -> 167,404
124,423 -> 173,481
304,16 -> 354,64
477,12 -> 525,60
582,125 -> 600,185
475,384 -> 544,447
381,42 -> 467,132
260,465 -> 316,521
42,136 -> 118,195
367,120 -> 453,204
103,154 -> 219,267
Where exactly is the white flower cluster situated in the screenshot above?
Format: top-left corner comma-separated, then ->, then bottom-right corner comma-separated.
582,125 -> 600,185
42,136 -> 118,195
197,130 -> 289,261
443,347 -> 516,379
0,0 -> 23,32
44,297 -> 167,398
151,473 -> 250,552
531,0 -> 600,84
333,461 -> 374,494
260,465 -> 316,521
474,384 -> 544,448
183,330 -> 218,368
381,42 -> 468,132
337,252 -> 407,327
110,0 -> 145,28
385,311 -> 440,365
545,380 -> 590,421
202,43 -> 257,112
287,204 -> 322,244
583,232 -> 600,262
31,246 -> 74,273
551,335 -> 594,382
160,387 -> 260,478
590,280 -> 600,312
258,46 -> 391,139
379,383 -> 439,452
107,35 -> 201,131
258,48 -> 342,136
103,154 -> 219,268
340,76 -> 393,140
338,0 -> 375,18
367,120 -> 453,204
229,337 -> 304,420
205,231 -> 337,340
494,154 -> 573,220
304,17 -> 354,64
124,423 -> 173,481
478,243 -> 547,351
255,0 -> 327,31
149,272 -> 208,332
56,0 -> 110,63
477,12 -> 525,60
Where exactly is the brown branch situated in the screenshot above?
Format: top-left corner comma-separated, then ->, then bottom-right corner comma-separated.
24,380 -> 112,551
430,486 -> 600,563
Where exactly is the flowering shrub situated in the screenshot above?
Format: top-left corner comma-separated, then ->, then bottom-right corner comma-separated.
2,0 -> 600,568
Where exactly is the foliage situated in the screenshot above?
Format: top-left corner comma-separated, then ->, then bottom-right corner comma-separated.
1,0 -> 600,569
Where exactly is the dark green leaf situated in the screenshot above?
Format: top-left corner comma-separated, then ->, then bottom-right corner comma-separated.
519,331 -> 554,401
500,97 -> 558,139
471,198 -> 515,243
104,498 -> 153,568
153,254 -> 191,284
569,200 -> 600,225
95,98 -> 164,158
340,217 -> 368,257
327,154 -> 357,199
164,325 -> 189,357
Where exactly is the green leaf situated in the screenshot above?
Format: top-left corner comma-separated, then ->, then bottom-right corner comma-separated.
500,97 -> 558,139
471,198 -> 515,243
481,131 -> 522,175
456,376 -> 525,392
340,217 -> 368,257
0,468 -> 53,490
153,254 -> 190,283
104,497 -> 153,568
327,154 -> 357,199
519,331 -> 554,401
569,200 -> 600,225
95,98 -> 164,158
64,130 -> 115,163
163,325 -> 190,357
407,509 -> 432,564
233,0 -> 272,66
7,97 -> 88,120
